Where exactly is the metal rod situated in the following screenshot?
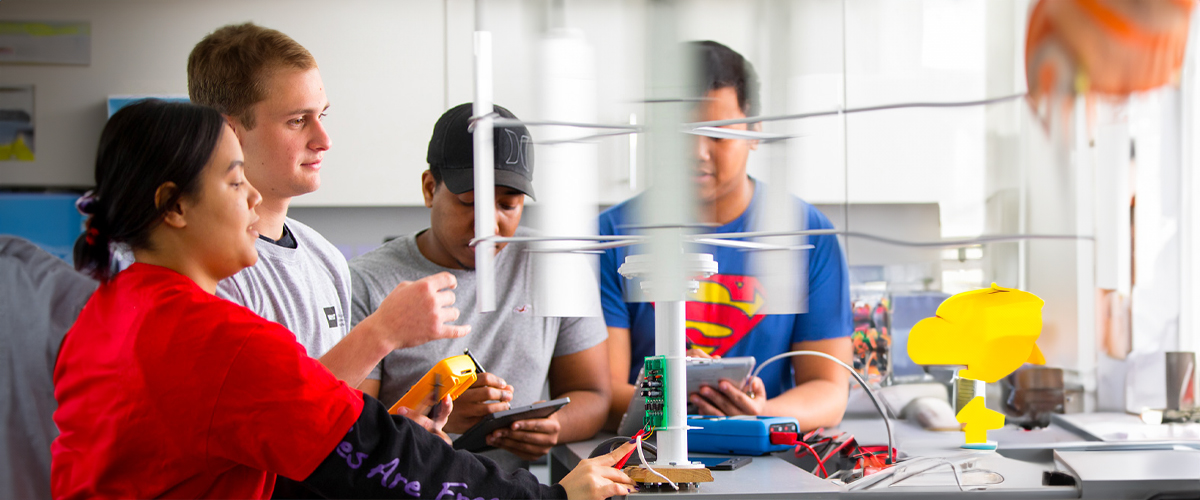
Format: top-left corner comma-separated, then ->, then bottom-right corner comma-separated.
470,234 -> 646,245
689,92 -> 1028,128
472,21 -> 496,313
700,230 -> 1092,248
493,117 -> 641,130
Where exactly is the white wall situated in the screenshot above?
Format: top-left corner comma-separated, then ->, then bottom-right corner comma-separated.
1,0 -> 996,220
0,0 -> 451,206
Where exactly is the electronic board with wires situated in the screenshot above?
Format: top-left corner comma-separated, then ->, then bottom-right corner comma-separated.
642,355 -> 667,429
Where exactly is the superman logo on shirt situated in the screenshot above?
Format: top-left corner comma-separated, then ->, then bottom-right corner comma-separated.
685,274 -> 766,357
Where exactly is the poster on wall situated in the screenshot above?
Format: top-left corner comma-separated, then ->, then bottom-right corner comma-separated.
0,85 -> 34,162
107,95 -> 190,118
0,21 -> 91,65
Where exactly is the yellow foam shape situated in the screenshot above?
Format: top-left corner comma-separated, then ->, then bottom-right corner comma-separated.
957,396 -> 1005,444
907,283 -> 1045,383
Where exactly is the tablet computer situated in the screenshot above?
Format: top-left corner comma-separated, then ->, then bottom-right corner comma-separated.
453,397 -> 571,452
684,356 -> 756,394
617,356 -> 756,436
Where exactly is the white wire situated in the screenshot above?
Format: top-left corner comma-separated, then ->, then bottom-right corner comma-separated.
636,434 -> 678,490
888,459 -> 966,491
751,350 -> 895,466
846,452 -> 988,491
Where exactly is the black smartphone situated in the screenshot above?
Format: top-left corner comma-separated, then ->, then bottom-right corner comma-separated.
452,397 -> 571,452
691,456 -> 752,471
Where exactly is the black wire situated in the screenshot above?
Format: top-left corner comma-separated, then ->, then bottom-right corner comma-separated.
588,436 -> 658,461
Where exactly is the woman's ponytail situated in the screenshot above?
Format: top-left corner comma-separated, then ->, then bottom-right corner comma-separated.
73,191 -> 114,281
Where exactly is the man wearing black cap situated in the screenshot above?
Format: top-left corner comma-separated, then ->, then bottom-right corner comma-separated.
350,103 -> 611,471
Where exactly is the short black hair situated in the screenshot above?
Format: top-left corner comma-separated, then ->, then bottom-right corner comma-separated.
693,40 -> 760,117
429,165 -> 444,185
74,100 -> 226,282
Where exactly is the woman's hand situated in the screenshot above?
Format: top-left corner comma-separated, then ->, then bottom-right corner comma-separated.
559,442 -> 638,500
396,394 -> 454,445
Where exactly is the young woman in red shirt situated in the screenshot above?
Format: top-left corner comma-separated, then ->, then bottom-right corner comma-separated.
52,99 -> 635,500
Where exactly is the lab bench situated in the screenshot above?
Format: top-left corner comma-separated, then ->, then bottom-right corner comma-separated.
548,414 -> 1200,498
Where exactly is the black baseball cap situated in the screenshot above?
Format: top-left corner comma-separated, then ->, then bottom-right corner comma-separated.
427,103 -> 535,200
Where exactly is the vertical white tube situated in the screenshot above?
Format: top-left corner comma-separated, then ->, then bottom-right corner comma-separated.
533,29 -> 601,318
654,299 -> 689,466
639,0 -> 695,468
473,29 -> 496,313
752,0 -> 803,315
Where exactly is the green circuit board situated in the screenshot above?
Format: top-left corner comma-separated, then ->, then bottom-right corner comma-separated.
642,356 -> 667,429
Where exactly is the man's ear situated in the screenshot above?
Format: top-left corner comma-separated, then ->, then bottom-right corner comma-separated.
155,182 -> 188,229
223,114 -> 247,142
749,121 -> 762,151
421,170 -> 437,208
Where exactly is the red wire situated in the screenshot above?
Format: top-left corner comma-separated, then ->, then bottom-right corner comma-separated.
819,435 -> 854,464
858,445 -> 896,464
794,442 -> 828,478
613,430 -> 645,469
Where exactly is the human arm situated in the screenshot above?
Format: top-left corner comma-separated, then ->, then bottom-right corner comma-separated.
489,342 -> 612,460
322,272 -> 471,387
604,326 -> 636,432
301,394 -> 570,499
208,316 -> 626,500
358,378 -> 380,397
304,394 -> 636,500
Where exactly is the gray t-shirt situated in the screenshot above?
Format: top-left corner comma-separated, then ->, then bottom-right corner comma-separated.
217,218 -> 351,358
349,227 -> 607,467
0,237 -> 97,500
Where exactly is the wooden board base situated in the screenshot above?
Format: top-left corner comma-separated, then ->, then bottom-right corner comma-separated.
623,465 -> 714,484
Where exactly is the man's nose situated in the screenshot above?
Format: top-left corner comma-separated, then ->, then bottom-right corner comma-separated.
310,119 -> 332,152
248,183 -> 262,209
695,135 -> 711,162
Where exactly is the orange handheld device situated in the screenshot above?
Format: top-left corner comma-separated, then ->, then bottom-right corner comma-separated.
388,349 -> 485,415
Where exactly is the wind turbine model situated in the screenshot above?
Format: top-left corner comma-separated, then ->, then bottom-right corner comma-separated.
466,0 -> 1090,487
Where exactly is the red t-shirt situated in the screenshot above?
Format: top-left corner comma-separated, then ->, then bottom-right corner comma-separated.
52,263 -> 364,499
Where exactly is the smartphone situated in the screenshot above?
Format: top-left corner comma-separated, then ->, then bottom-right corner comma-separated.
453,397 -> 571,452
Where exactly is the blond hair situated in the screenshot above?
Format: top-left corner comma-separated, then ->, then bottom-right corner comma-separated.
187,23 -> 316,129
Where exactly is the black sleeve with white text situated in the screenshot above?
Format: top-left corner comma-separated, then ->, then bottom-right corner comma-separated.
301,394 -> 566,500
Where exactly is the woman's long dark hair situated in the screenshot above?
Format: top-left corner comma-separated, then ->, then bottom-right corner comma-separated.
74,99 -> 227,282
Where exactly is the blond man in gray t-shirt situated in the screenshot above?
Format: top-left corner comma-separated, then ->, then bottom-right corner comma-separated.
189,24 -> 470,389
353,103 -> 610,469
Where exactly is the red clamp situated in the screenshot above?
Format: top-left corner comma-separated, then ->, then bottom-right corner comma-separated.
770,431 -> 800,445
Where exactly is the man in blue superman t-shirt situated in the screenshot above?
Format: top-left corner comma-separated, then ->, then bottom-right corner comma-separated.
599,41 -> 853,431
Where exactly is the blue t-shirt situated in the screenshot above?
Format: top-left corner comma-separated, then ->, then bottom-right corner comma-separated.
598,181 -> 852,398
